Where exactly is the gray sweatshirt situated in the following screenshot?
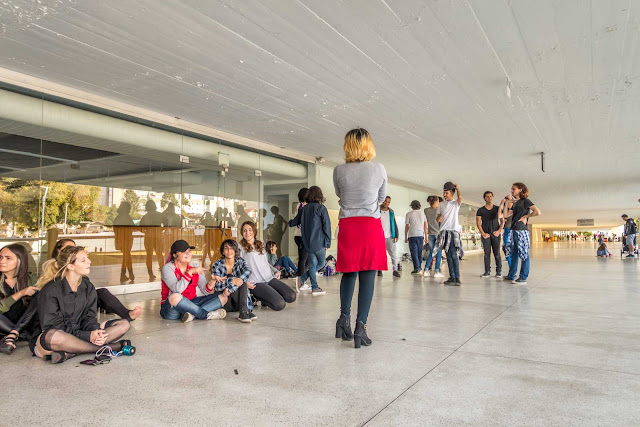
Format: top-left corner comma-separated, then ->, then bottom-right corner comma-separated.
333,162 -> 387,219
161,262 -> 211,296
240,246 -> 278,283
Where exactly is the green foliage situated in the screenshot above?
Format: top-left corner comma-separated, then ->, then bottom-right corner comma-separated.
160,192 -> 179,208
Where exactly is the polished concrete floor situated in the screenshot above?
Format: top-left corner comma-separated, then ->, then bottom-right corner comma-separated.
3,242 -> 639,426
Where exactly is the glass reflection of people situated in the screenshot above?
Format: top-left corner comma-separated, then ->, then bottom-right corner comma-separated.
140,199 -> 164,281
270,206 -> 288,258
222,208 -> 235,229
114,202 -> 135,283
162,202 -> 181,256
236,205 -> 252,238
214,207 -> 224,226
201,211 -> 216,262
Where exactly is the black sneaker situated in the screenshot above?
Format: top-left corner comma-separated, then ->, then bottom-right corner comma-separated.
495,273 -> 502,278
513,278 -> 527,285
248,311 -> 257,321
377,271 -> 383,276
312,287 -> 326,296
393,270 -> 401,278
444,277 -> 456,285
481,272 -> 490,277
455,278 -> 462,285
238,311 -> 252,323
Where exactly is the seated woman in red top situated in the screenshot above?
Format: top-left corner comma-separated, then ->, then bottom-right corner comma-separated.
160,240 -> 227,323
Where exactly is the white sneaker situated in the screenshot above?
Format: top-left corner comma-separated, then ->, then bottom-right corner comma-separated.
181,312 -> 195,323
423,270 -> 431,278
207,308 -> 227,320
433,272 -> 444,278
299,283 -> 311,291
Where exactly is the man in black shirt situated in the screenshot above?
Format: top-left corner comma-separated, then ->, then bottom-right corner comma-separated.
622,214 -> 637,258
476,191 -> 504,277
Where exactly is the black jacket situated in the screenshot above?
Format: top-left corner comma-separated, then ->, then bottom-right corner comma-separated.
288,202 -> 332,253
38,276 -> 100,342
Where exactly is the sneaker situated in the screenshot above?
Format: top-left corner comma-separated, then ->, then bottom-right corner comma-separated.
423,270 -> 431,278
207,309 -> 226,320
238,311 -> 252,323
513,278 -> 527,284
503,276 -> 513,281
377,271 -> 383,276
433,271 -> 444,278
455,278 -> 462,285
626,254 -> 635,258
248,311 -> 257,321
495,273 -> 503,278
299,283 -> 311,291
393,270 -> 401,278
481,272 -> 490,277
312,287 -> 326,296
443,277 -> 456,285
295,277 -> 300,293
181,312 -> 195,323
411,270 -> 422,276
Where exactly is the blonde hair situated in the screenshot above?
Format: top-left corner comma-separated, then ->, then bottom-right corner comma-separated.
36,246 -> 86,288
344,128 -> 376,162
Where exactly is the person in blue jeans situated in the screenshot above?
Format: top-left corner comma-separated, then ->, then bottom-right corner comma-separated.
423,195 -> 444,278
500,182 -> 541,284
405,200 -> 428,275
159,240 -> 228,322
289,185 -> 331,296
265,241 -> 298,277
501,208 -> 512,269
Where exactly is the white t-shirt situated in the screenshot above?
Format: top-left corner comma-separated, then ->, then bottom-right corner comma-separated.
380,209 -> 391,238
405,209 -> 427,238
437,199 -> 461,231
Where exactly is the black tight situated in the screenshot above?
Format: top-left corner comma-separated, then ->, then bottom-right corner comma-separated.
96,288 -> 132,321
223,283 -> 249,313
40,319 -> 130,355
251,279 -> 296,311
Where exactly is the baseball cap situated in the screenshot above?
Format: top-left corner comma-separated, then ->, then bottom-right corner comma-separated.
170,239 -> 195,255
443,182 -> 456,192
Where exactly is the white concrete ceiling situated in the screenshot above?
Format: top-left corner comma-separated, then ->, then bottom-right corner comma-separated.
1,0 -> 639,227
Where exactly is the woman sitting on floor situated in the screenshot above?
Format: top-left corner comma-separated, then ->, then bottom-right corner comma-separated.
0,244 -> 40,350
0,238 -> 142,355
211,239 -> 255,323
32,245 -> 133,364
596,243 -> 612,257
160,239 -> 227,323
239,221 -> 296,311
265,241 -> 297,278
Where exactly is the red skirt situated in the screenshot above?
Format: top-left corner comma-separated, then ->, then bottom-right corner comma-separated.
336,217 -> 388,273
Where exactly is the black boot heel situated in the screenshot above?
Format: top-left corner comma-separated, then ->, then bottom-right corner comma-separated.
353,321 -> 371,348
335,314 -> 353,341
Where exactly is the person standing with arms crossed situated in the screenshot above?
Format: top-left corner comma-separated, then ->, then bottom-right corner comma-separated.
333,128 -> 388,348
378,196 -> 401,278
476,191 -> 504,278
436,182 -> 463,286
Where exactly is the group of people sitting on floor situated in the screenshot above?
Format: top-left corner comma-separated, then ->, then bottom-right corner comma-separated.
0,219 -> 303,363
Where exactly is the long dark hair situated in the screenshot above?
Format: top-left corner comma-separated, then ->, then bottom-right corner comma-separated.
0,244 -> 31,296
51,238 -> 76,259
239,221 -> 265,254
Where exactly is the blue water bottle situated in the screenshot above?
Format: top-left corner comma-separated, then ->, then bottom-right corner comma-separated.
325,265 -> 330,276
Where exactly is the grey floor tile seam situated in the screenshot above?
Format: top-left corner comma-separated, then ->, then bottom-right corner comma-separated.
454,349 -> 640,377
360,273 -> 550,427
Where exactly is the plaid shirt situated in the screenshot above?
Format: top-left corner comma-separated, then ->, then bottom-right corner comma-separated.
210,258 -> 251,293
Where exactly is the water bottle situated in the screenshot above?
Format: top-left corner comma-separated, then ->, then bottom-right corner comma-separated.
325,265 -> 330,276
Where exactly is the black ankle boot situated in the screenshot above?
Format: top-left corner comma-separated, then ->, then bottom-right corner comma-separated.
335,314 -> 353,341
353,321 -> 372,348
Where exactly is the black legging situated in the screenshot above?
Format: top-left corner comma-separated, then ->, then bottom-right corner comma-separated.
251,279 -> 296,311
223,283 -> 249,313
340,270 -> 376,324
294,236 -> 309,278
0,299 -> 28,335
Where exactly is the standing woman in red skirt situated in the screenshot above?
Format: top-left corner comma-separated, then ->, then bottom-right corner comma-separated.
333,128 -> 388,348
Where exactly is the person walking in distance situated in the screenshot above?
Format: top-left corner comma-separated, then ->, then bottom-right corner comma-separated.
499,182 -> 541,284
423,196 -> 444,278
405,200 -> 428,275
333,128 -> 388,348
621,214 -> 637,258
435,182 -> 463,285
378,196 -> 401,278
477,191 -> 504,278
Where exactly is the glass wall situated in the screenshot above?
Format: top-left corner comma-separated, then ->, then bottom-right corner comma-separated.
0,96 -> 307,288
